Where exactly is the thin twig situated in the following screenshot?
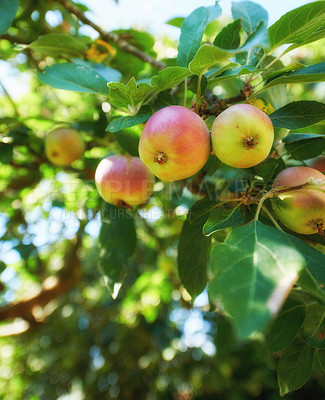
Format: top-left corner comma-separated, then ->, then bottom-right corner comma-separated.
53,0 -> 166,70
0,81 -> 19,116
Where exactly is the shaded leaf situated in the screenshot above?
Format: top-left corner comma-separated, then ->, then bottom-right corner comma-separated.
269,101 -> 325,129
207,64 -> 262,86
29,33 -> 90,58
267,305 -> 305,353
187,197 -> 218,225
178,203 -> 212,299
300,304 -> 325,349
254,158 -> 286,185
259,62 -> 325,92
278,338 -> 315,396
0,0 -> 19,35
106,113 -> 151,133
240,21 -> 269,52
0,143 -> 13,163
99,204 -> 136,295
283,133 -> 325,160
317,349 -> 325,373
114,129 -> 141,157
203,205 -> 244,236
214,19 -> 242,49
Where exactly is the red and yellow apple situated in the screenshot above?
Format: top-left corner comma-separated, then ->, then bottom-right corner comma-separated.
138,105 -> 211,181
307,156 -> 325,173
45,127 -> 85,166
272,166 -> 325,235
95,155 -> 154,207
211,104 -> 274,168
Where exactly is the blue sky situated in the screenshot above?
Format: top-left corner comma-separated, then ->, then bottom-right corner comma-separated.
78,0 -> 311,39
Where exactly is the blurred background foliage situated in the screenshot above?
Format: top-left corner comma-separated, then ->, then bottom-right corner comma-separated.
0,0 -> 324,399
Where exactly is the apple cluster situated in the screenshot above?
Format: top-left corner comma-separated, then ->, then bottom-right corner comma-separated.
44,104 -> 325,236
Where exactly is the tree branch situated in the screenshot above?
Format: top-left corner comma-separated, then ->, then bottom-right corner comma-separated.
0,237 -> 81,323
53,0 -> 167,70
203,85 -> 254,117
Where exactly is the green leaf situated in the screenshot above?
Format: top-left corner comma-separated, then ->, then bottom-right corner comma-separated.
188,75 -> 207,96
166,17 -> 184,28
300,304 -> 325,349
240,21 -> 269,52
114,129 -> 141,157
214,19 -> 242,49
108,77 -> 152,113
203,205 -> 244,236
73,59 -> 122,82
187,197 -> 218,225
37,63 -> 110,95
178,207 -> 212,299
269,101 -> 325,129
0,0 -> 19,35
317,349 -> 325,373
254,158 -> 286,185
151,66 -> 191,91
231,1 -> 268,35
262,62 -> 305,84
289,233 -> 325,302
29,33 -> 90,58
177,4 -> 222,67
106,113 -> 151,133
283,133 -> 325,160
209,221 -> 305,338
207,64 -> 262,86
278,338 -> 315,396
0,143 -> 13,163
99,204 -> 136,295
268,2 -> 325,50
259,62 -> 325,92
205,62 -> 239,79
267,305 -> 305,353
188,44 -> 231,76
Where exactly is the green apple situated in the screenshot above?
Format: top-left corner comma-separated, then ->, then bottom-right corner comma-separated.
272,166 -> 325,235
45,127 -> 85,166
211,104 -> 274,168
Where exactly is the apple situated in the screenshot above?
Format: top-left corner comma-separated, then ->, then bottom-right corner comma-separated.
45,127 -> 85,166
138,106 -> 211,181
307,156 -> 325,173
211,104 -> 274,168
95,155 -> 154,207
272,166 -> 325,235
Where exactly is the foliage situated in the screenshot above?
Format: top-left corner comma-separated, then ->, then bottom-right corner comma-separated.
0,0 -> 325,399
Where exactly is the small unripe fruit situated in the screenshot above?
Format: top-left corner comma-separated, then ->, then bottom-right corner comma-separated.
138,105 -> 211,181
45,127 -> 85,166
211,104 -> 274,168
95,155 -> 154,207
272,166 -> 325,235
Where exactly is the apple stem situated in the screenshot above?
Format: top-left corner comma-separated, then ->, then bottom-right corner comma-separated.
261,204 -> 283,231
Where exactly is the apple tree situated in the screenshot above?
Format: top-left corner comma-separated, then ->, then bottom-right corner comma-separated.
0,0 -> 325,398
